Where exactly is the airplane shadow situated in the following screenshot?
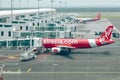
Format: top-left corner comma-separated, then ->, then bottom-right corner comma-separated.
43,51 -> 111,60
58,51 -> 111,60
70,51 -> 111,55
59,54 -> 74,60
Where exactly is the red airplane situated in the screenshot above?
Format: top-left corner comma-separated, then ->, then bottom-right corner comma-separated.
74,13 -> 101,23
42,25 -> 115,54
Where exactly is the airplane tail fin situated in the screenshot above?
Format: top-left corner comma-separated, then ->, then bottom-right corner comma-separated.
95,13 -> 101,20
97,25 -> 113,41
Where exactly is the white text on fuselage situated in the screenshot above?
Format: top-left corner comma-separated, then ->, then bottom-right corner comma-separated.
99,27 -> 113,42
42,39 -> 78,44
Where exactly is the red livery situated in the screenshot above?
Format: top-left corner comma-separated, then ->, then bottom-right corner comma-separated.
42,25 -> 115,54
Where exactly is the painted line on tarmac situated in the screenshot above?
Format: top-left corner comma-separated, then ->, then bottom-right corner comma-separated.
3,71 -> 120,74
26,68 -> 32,72
8,56 -> 17,59
25,72 -> 120,74
3,72 -> 21,74
3,63 -> 18,66
17,69 -> 21,72
3,68 -> 32,73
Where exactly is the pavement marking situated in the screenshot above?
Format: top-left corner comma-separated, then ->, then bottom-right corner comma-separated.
26,68 -> 32,72
52,64 -> 58,66
8,56 -> 16,59
25,72 -> 120,74
3,71 -> 120,74
3,72 -> 21,74
3,62 -> 18,66
17,69 -> 21,72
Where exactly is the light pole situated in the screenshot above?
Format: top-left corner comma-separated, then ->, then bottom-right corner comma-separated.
65,2 -> 67,8
29,23 -> 34,49
27,0 -> 29,9
37,0 -> 42,19
59,1 -> 62,9
19,0 -> 21,8
11,0 -> 13,23
11,0 -> 14,39
50,0 -> 54,9
37,0 -> 42,38
0,0 -> 1,8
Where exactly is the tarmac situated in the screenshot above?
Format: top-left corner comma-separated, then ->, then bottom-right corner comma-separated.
0,15 -> 120,80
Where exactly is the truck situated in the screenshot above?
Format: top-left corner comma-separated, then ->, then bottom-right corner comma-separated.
20,48 -> 37,62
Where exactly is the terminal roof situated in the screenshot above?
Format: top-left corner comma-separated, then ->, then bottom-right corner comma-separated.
0,8 -> 56,16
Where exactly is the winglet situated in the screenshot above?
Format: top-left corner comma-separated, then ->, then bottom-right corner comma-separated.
95,13 -> 101,20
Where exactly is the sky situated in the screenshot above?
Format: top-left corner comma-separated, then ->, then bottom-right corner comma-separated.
0,0 -> 120,8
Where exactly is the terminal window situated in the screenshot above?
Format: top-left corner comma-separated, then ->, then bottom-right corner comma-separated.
1,31 -> 4,36
8,31 -> 11,37
20,26 -> 23,30
26,26 -> 28,31
0,24 -> 3,27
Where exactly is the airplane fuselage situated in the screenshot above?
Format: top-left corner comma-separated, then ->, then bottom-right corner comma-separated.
41,25 -> 114,54
42,38 -> 113,49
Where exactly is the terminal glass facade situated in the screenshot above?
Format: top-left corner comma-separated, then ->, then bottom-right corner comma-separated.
0,39 -> 34,47
20,26 -> 66,38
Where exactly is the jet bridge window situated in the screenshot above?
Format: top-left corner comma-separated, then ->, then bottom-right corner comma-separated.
1,31 -> 4,36
0,24 -> 3,27
0,41 -> 6,47
30,14 -> 36,16
15,16 -> 19,20
12,21 -> 18,24
20,26 -> 23,30
8,31 -> 11,37
20,15 -> 25,18
19,22 -> 26,24
26,26 -> 28,31
4,25 -> 12,27
24,19 -> 29,21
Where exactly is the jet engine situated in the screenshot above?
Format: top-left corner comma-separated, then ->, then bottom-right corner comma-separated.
51,47 -> 71,54
51,47 -> 61,54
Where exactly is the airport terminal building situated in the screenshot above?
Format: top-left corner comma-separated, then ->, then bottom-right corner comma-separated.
0,8 -> 77,48
0,8 -> 56,40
